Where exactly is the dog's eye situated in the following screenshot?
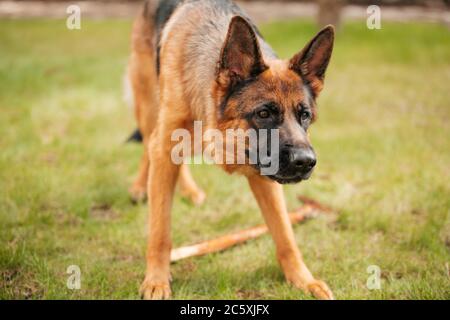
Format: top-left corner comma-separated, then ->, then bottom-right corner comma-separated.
300,110 -> 311,122
257,110 -> 270,119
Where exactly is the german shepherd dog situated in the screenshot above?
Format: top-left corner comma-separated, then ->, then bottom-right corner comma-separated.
127,0 -> 335,299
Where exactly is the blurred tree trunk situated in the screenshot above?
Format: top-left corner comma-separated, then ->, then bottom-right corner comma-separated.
317,0 -> 345,29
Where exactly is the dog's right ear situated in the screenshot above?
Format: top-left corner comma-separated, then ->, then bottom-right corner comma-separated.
217,16 -> 267,90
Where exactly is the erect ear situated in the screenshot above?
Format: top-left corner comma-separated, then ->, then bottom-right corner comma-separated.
217,16 -> 267,89
289,25 -> 335,97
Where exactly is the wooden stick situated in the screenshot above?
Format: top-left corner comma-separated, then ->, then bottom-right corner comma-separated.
170,197 -> 333,262
297,195 -> 334,214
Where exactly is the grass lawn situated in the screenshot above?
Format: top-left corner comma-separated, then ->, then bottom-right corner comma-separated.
0,18 -> 449,300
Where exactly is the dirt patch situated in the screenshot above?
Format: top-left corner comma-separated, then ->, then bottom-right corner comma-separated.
381,270 -> 404,281
39,152 -> 59,166
90,203 -> 119,221
1,268 -> 19,287
0,268 -> 44,299
177,259 -> 198,274
236,288 -> 264,299
39,202 -> 82,225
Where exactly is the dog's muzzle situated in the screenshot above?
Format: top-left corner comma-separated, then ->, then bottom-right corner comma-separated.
270,145 -> 317,184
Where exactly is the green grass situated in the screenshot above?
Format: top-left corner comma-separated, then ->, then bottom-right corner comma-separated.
0,18 -> 449,300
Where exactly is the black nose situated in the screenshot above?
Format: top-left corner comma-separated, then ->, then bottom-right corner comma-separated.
285,146 -> 316,172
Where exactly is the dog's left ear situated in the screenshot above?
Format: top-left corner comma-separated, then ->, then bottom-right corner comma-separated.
289,25 -> 335,97
217,16 -> 268,90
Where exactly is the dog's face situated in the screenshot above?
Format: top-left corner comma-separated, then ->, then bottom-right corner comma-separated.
215,17 -> 334,184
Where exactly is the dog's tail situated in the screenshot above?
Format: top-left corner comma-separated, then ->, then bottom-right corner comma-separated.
126,128 -> 143,143
123,69 -> 142,143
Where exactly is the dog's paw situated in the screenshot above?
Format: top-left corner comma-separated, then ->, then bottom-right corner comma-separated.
140,278 -> 171,300
289,276 -> 334,300
129,184 -> 147,204
191,189 -> 206,206
182,189 -> 206,206
307,280 -> 334,300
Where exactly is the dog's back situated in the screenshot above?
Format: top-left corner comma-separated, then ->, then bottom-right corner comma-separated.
138,0 -> 276,122
144,0 -> 253,72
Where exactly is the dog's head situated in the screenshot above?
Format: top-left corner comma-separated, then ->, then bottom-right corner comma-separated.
215,16 -> 334,184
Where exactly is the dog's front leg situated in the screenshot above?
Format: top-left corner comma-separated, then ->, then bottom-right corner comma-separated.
140,119 -> 182,300
248,175 -> 334,300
